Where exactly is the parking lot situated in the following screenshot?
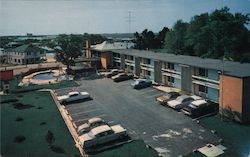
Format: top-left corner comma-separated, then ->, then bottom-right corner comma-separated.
56,77 -> 219,157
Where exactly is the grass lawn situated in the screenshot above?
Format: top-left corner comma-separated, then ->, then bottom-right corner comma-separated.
89,140 -> 159,157
199,116 -> 250,157
6,76 -> 78,93
0,91 -> 80,157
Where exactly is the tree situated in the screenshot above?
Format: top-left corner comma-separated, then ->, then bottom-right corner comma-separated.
158,27 -> 169,48
164,20 -> 189,54
164,7 -> 250,62
55,34 -> 83,69
134,27 -> 169,50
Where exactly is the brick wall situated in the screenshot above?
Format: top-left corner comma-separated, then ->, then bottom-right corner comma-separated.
220,75 -> 243,122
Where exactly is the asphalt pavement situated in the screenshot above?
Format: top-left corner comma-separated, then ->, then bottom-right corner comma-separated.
56,77 -> 219,157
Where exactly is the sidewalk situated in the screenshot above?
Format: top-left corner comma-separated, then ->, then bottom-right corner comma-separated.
153,85 -> 181,93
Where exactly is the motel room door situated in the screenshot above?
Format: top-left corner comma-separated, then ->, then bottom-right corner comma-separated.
181,65 -> 192,93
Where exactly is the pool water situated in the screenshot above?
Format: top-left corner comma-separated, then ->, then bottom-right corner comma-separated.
33,72 -> 58,80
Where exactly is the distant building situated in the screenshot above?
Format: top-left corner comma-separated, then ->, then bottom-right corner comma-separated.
4,44 -> 46,65
6,42 -> 22,48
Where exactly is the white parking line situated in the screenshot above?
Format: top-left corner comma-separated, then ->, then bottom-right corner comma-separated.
146,93 -> 163,98
66,103 -> 93,111
108,121 -> 115,124
71,108 -> 100,116
140,88 -> 157,95
74,114 -> 107,123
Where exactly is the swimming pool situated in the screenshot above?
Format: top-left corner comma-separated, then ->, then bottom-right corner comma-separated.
32,72 -> 58,80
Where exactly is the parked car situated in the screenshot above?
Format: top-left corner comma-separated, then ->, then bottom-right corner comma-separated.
79,124 -> 127,149
111,73 -> 133,82
131,79 -> 152,89
167,95 -> 194,110
181,100 -> 219,118
156,91 -> 180,105
77,117 -> 107,135
57,91 -> 90,104
105,69 -> 123,78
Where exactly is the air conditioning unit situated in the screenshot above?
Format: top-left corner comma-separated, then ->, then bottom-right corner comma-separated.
199,92 -> 207,98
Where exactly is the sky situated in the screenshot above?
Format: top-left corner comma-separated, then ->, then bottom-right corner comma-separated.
0,0 -> 250,36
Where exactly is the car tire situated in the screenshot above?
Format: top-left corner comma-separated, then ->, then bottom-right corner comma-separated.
61,100 -> 66,105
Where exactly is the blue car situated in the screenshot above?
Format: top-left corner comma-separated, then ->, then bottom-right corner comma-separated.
131,79 -> 152,89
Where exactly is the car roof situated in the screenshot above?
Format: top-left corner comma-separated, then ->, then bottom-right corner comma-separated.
168,91 -> 179,95
176,95 -> 190,101
68,91 -> 79,95
91,125 -> 111,135
88,117 -> 102,124
192,100 -> 207,106
117,73 -> 126,76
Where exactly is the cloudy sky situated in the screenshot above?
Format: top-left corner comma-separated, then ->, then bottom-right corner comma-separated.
0,0 -> 249,36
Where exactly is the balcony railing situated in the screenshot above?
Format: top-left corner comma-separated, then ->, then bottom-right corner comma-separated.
162,72 -> 181,79
192,80 -> 219,89
192,75 -> 219,84
161,68 -> 181,75
140,63 -> 154,68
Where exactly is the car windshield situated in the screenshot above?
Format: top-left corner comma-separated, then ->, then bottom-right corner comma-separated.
189,104 -> 198,108
134,80 -> 140,84
163,93 -> 171,98
176,97 -> 185,102
69,93 -> 79,97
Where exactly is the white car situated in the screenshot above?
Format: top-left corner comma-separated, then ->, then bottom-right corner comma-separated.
167,95 -> 194,110
79,124 -> 127,149
77,117 -> 107,135
57,91 -> 90,104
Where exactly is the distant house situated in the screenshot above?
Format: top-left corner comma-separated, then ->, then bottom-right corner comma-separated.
4,44 -> 46,65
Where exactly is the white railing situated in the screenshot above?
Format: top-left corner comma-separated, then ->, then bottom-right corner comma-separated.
161,68 -> 181,75
162,72 -> 181,79
140,63 -> 154,68
192,75 -> 219,84
192,80 -> 219,89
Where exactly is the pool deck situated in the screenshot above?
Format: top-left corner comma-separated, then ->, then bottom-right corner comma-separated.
20,69 -> 67,86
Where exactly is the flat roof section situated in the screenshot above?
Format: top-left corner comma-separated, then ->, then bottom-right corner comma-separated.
111,49 -> 250,78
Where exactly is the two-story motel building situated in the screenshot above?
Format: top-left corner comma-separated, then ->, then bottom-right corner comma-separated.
89,47 -> 250,124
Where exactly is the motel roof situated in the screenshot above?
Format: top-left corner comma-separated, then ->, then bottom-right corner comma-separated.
5,44 -> 44,53
111,49 -> 250,78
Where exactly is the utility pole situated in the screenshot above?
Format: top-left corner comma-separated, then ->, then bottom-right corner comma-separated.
128,11 -> 131,34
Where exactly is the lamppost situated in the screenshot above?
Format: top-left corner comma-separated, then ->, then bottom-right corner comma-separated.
217,49 -> 226,122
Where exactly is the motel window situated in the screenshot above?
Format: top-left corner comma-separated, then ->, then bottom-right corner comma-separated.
14,59 -> 17,62
168,63 -> 175,70
198,68 -> 208,77
147,71 -> 151,76
199,85 -> 208,93
114,53 -> 120,58
18,59 -> 20,63
168,76 -> 175,83
146,59 -> 151,65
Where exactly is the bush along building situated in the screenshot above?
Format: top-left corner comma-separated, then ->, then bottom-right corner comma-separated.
88,46 -> 250,124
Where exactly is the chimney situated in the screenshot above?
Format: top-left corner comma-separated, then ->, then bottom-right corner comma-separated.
85,40 -> 91,58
